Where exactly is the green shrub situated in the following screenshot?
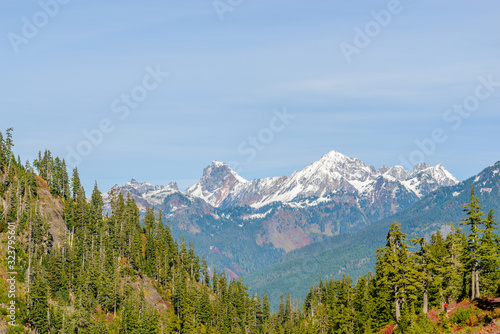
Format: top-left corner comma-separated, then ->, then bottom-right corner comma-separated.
451,306 -> 479,325
412,313 -> 436,334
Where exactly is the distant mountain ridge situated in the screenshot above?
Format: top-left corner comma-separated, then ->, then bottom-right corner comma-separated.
102,150 -> 459,279
185,151 -> 458,209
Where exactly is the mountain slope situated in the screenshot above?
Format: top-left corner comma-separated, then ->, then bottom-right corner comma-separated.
244,161 -> 500,309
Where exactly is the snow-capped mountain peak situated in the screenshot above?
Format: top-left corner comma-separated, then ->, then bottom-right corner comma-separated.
212,160 -> 247,183
320,150 -> 349,162
102,178 -> 180,212
125,178 -> 158,194
125,178 -> 179,193
382,166 -> 410,181
214,151 -> 457,208
182,151 -> 459,208
401,163 -> 459,197
166,181 -> 180,191
295,150 -> 371,185
412,163 -> 431,174
185,160 -> 247,207
410,163 -> 458,186
106,150 -> 459,213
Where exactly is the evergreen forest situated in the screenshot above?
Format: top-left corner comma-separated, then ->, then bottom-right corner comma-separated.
1,128 -> 499,333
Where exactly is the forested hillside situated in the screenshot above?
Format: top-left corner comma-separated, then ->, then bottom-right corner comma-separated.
246,161 -> 500,308
0,129 -> 276,333
1,129 -> 499,333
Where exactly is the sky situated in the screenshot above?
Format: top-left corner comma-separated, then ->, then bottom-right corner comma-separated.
1,0 -> 499,193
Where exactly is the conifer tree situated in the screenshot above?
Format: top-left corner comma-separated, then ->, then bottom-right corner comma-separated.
375,222 -> 418,322
187,241 -> 200,282
89,182 -> 103,236
198,289 -> 213,325
262,291 -> 271,322
144,205 -> 156,275
0,131 -> 5,169
1,128 -> 15,168
460,188 -> 484,299
140,306 -> 161,333
353,273 -> 375,333
427,230 -> 447,308
478,209 -> 500,295
61,159 -> 70,201
410,236 -> 431,314
51,156 -> 62,197
71,167 -> 81,201
278,294 -> 285,324
121,288 -> 140,332
212,269 -> 219,295
47,248 -> 65,298
201,254 -> 210,286
29,266 -> 49,333
443,223 -> 464,301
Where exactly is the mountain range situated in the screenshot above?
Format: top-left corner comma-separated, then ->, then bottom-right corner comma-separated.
244,160 -> 500,308
103,150 -> 459,279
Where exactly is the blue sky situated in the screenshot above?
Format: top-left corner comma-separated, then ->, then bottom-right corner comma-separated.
1,0 -> 499,193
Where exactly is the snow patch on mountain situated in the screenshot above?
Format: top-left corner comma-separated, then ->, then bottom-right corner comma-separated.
242,209 -> 273,220
480,188 -> 492,194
